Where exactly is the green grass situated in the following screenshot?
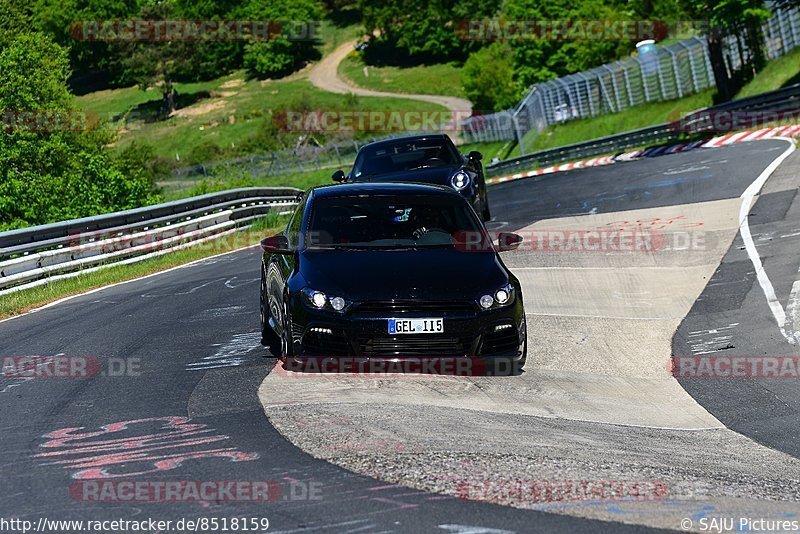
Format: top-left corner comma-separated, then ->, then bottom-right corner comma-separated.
338,56 -> 466,98
459,140 -> 516,162
160,167 -> 338,200
513,90 -> 715,157
0,215 -> 288,320
736,46 -> 800,98
76,72 -> 448,165
317,14 -> 363,55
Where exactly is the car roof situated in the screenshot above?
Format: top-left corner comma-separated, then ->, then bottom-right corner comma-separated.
360,134 -> 452,150
309,182 -> 460,199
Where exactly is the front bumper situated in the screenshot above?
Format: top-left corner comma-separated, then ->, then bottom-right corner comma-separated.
285,299 -> 525,366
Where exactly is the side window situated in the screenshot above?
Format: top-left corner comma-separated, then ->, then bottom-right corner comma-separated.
286,196 -> 306,247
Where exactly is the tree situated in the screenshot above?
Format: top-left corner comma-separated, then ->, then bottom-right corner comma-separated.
239,0 -> 324,78
117,1 -> 197,114
0,34 -> 155,230
462,43 -> 520,111
0,0 -> 33,50
359,0 -> 501,63
682,0 -> 771,101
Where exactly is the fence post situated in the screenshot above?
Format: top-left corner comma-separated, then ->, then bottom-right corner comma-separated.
665,47 -> 683,98
601,65 -> 622,112
618,62 -> 635,107
696,36 -> 715,87
788,8 -> 799,49
636,57 -> 651,103
514,113 -> 526,156
678,41 -> 701,93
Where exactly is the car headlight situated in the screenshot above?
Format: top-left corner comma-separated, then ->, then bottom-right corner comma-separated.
302,288 -> 349,313
479,283 -> 515,309
451,171 -> 471,191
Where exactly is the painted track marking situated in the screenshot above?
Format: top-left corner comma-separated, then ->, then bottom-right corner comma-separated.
737,138 -> 799,344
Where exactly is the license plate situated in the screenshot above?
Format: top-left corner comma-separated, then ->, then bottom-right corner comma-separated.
388,318 -> 444,335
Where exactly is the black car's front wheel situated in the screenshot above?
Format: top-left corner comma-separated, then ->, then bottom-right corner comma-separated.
280,298 -> 295,358
482,202 -> 491,222
260,265 -> 280,352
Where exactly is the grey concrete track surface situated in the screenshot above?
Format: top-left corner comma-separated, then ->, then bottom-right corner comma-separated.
0,252 -> 645,533
259,139 -> 800,531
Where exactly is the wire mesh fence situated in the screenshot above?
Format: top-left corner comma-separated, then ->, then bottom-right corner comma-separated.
459,7 -> 800,153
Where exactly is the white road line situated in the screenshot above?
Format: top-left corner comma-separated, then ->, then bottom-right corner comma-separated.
738,138 -> 798,344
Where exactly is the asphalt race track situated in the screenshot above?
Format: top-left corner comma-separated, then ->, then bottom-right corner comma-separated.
2,138 -> 799,533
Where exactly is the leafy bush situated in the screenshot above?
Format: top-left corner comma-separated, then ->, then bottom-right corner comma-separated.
462,43 -> 520,112
240,0 -> 323,78
0,34 -> 158,231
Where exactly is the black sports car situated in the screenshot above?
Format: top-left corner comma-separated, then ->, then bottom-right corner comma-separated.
331,134 -> 492,221
259,182 -> 526,374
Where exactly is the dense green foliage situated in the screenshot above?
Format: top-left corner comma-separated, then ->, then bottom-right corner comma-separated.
0,34 -> 156,231
461,43 -> 518,112
33,0 -> 325,90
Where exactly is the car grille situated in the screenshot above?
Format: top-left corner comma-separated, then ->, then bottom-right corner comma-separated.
355,300 -> 476,314
358,335 -> 471,356
480,326 -> 520,355
302,330 -> 351,356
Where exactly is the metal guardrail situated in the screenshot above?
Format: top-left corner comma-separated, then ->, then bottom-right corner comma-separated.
0,187 -> 302,295
486,83 -> 800,177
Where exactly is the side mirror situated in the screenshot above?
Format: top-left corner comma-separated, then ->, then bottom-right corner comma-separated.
331,170 -> 346,182
468,151 -> 483,162
260,234 -> 292,254
496,232 -> 522,252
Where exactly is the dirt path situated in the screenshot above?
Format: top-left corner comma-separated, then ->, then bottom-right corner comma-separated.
308,40 -> 473,141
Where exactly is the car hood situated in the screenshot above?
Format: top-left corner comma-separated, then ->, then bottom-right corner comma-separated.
358,165 -> 459,185
299,248 -> 508,301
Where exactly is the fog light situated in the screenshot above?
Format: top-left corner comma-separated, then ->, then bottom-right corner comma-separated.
494,324 -> 513,331
309,327 -> 333,335
480,295 -> 494,309
330,296 -> 346,311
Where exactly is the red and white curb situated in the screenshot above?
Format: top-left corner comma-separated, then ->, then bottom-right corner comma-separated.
487,124 -> 800,186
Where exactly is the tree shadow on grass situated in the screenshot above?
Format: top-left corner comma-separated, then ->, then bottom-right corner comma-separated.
780,71 -> 800,89
113,90 -> 212,123
328,8 -> 361,28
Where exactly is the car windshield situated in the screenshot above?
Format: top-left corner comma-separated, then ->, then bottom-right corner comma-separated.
353,140 -> 459,178
307,194 -> 483,250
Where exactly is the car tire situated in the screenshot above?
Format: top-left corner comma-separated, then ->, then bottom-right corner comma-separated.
280,298 -> 295,358
260,265 -> 281,352
482,202 -> 491,222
